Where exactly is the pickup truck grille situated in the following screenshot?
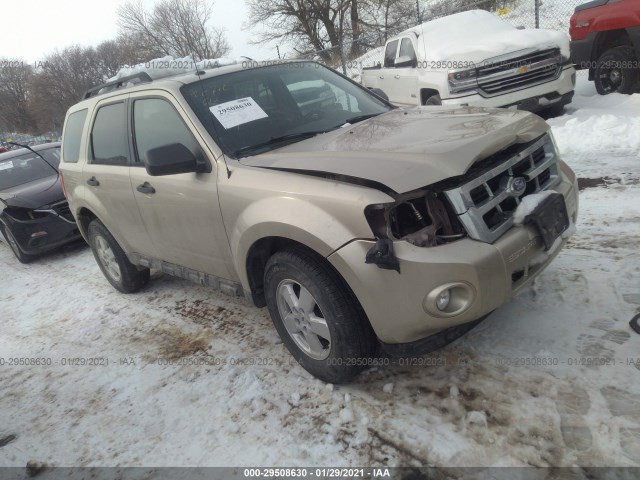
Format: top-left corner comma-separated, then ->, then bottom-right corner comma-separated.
444,134 -> 561,243
477,49 -> 563,97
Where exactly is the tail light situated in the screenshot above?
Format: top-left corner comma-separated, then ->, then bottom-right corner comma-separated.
59,171 -> 69,199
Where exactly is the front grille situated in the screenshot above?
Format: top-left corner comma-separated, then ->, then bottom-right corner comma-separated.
51,200 -> 75,223
476,48 -> 562,97
444,134 -> 561,244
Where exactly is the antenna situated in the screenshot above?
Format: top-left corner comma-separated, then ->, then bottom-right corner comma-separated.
6,141 -> 58,175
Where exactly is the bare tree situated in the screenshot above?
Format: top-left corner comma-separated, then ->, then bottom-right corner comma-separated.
0,59 -> 37,133
358,0 -> 417,46
117,0 -> 230,60
422,0 -> 502,20
247,0 -> 354,62
29,46 -> 106,133
247,0 -> 417,61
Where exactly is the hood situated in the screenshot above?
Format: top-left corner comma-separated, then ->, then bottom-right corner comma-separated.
408,10 -> 570,63
0,175 -> 63,209
241,107 -> 549,194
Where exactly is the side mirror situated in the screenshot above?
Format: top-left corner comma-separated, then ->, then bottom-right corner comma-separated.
143,143 -> 198,176
394,56 -> 416,68
369,88 -> 389,102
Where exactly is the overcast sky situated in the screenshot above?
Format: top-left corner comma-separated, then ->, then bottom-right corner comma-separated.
1,0 -> 278,64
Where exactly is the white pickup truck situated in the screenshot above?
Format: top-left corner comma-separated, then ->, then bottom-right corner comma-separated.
361,10 -> 576,115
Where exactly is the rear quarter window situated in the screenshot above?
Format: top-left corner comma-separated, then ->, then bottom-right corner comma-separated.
62,109 -> 88,163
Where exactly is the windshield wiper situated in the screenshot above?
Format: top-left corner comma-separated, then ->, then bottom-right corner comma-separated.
233,131 -> 327,157
343,113 -> 381,125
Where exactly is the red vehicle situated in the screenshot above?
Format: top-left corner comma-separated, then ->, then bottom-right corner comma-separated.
570,0 -> 640,94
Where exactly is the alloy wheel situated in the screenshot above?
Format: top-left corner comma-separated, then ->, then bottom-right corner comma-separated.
276,279 -> 331,360
94,235 -> 122,282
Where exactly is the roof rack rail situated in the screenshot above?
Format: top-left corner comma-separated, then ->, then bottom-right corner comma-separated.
83,72 -> 153,99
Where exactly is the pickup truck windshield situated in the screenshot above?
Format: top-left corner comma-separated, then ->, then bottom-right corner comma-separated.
181,62 -> 392,158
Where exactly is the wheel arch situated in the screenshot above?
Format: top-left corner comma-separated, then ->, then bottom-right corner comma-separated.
592,29 -> 633,60
75,207 -> 99,242
244,235 -> 370,335
420,88 -> 441,105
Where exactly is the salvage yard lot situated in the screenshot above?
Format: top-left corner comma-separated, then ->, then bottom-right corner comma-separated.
1,78 -> 639,468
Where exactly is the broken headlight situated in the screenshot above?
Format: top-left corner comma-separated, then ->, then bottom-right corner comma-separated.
365,191 -> 466,247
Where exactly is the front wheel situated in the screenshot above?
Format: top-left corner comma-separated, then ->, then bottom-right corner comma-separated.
594,46 -> 640,95
264,247 -> 377,383
0,223 -> 34,264
424,94 -> 442,105
87,219 -> 149,293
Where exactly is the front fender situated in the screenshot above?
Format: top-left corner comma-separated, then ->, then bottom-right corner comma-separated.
230,196 -> 371,289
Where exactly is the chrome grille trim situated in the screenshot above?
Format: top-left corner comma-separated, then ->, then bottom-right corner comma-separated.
476,48 -> 563,97
444,134 -> 561,244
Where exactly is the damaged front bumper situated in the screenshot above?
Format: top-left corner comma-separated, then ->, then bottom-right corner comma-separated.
327,172 -> 578,349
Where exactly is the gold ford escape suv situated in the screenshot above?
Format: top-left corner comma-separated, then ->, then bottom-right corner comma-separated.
59,61 -> 579,383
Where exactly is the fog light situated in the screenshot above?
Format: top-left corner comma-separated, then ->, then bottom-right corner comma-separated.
436,289 -> 451,311
424,282 -> 476,318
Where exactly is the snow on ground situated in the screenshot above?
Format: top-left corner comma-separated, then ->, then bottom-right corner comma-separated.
1,77 -> 639,471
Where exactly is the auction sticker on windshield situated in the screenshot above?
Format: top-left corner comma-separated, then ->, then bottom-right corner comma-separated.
210,97 -> 268,129
0,161 -> 13,171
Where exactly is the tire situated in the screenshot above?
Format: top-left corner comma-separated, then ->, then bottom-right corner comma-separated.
0,223 -> 34,264
594,46 -> 640,95
87,219 -> 150,293
425,94 -> 442,106
264,247 -> 377,384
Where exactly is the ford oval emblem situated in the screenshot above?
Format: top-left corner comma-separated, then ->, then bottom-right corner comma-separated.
510,177 -> 527,197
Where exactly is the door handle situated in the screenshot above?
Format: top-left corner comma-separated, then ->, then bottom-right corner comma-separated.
86,176 -> 99,186
136,182 -> 156,194
394,74 -> 400,79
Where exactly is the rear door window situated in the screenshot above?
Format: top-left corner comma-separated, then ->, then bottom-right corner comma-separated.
90,102 -> 130,165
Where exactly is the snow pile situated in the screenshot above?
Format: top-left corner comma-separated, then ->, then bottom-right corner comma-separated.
547,79 -> 640,178
407,10 -> 569,64
345,46 -> 383,82
107,55 -> 238,83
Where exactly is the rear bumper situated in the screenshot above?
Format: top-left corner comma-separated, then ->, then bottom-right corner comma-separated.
442,66 -> 576,112
328,173 -> 579,345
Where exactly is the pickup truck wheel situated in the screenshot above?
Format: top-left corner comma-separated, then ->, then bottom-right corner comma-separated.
424,94 -> 442,105
88,219 -> 150,293
264,248 -> 376,383
594,46 -> 640,95
0,223 -> 34,264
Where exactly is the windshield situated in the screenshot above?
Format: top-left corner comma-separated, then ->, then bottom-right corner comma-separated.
181,62 -> 392,158
0,148 -> 59,191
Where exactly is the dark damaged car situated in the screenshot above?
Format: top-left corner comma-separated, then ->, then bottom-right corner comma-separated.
0,143 -> 82,263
